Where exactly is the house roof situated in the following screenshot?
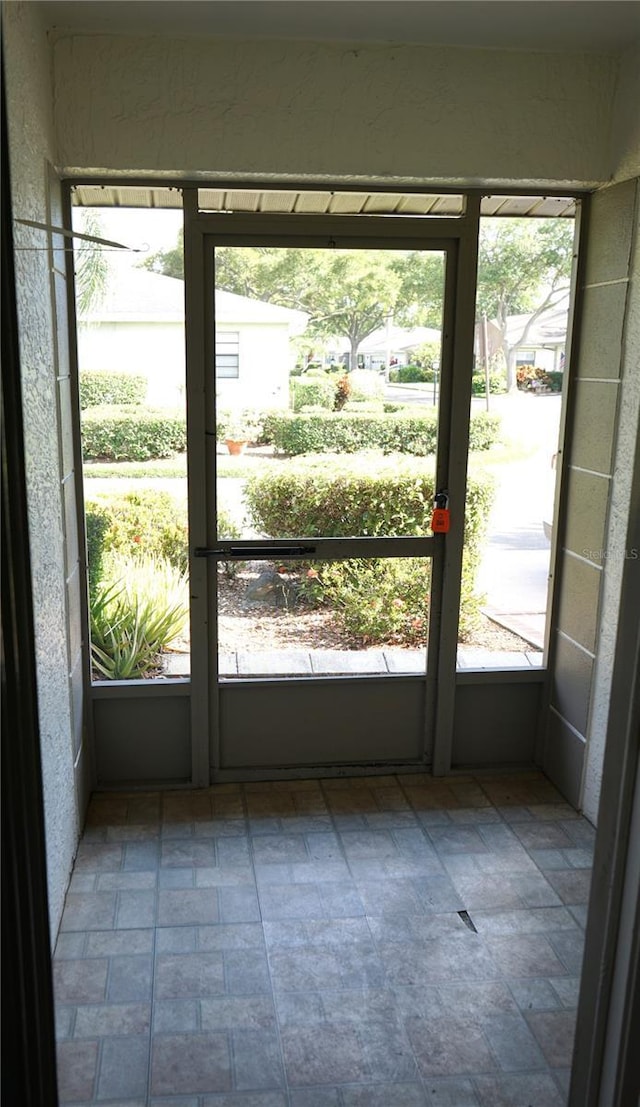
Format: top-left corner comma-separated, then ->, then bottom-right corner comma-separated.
79,265 -> 308,329
505,302 -> 569,347
215,289 -> 308,330
329,325 -> 442,356
79,267 -> 186,322
363,325 -> 442,355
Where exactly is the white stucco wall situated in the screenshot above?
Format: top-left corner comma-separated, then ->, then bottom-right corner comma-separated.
78,321 -> 187,407
216,324 -> 291,412
77,320 -> 292,410
51,33 -> 618,187
4,1 -> 81,944
582,181 -> 640,824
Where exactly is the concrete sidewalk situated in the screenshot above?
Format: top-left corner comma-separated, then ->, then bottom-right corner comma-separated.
164,646 -> 543,677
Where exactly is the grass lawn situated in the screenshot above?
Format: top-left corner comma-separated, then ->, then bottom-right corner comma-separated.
83,439 -> 539,486
84,457 -> 188,480
84,451 -> 287,482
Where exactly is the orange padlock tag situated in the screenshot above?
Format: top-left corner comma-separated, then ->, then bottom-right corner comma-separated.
431,507 -> 450,533
431,491 -> 450,533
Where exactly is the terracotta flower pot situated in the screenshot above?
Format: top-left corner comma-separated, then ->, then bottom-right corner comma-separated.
225,438 -> 248,455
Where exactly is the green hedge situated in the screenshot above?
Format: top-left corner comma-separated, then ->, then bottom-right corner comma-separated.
468,412 -> 502,450
85,502 -> 112,597
290,377 -> 336,412
471,372 -> 507,396
545,371 -> 563,393
79,370 -> 147,409
389,364 -> 436,384
85,490 -> 188,588
244,459 -> 494,641
342,400 -> 384,413
260,410 -> 500,456
82,405 -> 187,461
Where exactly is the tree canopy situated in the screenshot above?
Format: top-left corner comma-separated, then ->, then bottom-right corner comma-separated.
476,218 -> 574,388
212,247 -> 444,369
140,217 -> 573,381
141,227 -> 184,281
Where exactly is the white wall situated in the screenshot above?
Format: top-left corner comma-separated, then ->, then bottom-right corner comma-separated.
4,1 -> 85,945
78,321 -> 187,407
77,320 -> 291,411
216,324 -> 291,413
51,33 -> 618,187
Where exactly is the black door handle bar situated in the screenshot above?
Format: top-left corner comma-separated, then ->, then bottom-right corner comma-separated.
195,545 -> 317,559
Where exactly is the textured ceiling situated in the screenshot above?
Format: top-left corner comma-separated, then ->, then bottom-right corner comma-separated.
37,1 -> 640,53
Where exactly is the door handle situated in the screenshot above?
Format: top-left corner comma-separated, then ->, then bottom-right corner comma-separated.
194,545 -> 317,559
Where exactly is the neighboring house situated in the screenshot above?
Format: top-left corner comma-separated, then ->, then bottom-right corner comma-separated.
214,288 -> 307,411
473,302 -> 569,374
327,307 -> 568,375
78,266 -> 306,409
78,267 -> 187,407
327,325 -> 443,369
361,324 -> 442,369
505,303 -> 569,372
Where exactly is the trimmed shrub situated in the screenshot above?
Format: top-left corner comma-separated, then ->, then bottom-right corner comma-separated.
342,400 -> 384,413
79,370 -> 147,409
333,374 -> 351,411
545,370 -> 563,393
319,557 -> 432,644
82,405 -> 186,461
85,490 -> 188,589
389,364 -> 435,384
291,376 -> 336,413
471,372 -> 507,396
85,502 -> 111,597
262,412 -> 437,455
468,412 -> 502,450
259,410 -> 500,456
243,459 -> 494,643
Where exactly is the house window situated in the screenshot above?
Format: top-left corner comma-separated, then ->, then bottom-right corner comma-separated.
216,331 -> 240,377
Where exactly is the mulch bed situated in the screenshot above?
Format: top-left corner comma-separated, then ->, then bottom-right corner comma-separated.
216,567 -> 537,654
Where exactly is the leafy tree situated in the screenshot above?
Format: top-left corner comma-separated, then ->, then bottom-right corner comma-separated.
141,219 -> 573,385
391,251 -> 445,330
74,210 -> 109,315
298,250 -> 402,371
140,227 -> 184,279
477,218 -> 574,390
218,247 -> 446,370
143,237 -> 444,370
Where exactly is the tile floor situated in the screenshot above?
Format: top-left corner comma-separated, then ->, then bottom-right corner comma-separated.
53,771 -> 594,1106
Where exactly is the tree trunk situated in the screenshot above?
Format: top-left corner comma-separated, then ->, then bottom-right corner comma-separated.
349,337 -> 360,372
505,346 -> 518,392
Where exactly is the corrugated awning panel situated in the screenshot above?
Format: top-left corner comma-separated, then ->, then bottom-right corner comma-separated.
71,185 -> 576,218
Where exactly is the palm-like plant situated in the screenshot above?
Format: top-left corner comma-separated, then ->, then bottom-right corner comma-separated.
89,562 -> 188,679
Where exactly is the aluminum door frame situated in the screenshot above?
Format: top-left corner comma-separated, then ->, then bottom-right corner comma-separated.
183,190 -> 481,782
